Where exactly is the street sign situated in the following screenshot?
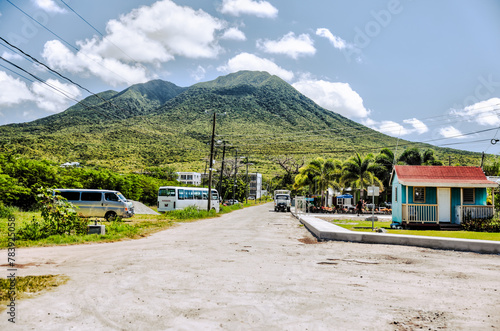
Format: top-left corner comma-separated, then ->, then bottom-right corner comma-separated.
367,186 -> 379,196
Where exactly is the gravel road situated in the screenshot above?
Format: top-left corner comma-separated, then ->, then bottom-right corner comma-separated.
4,202 -> 500,330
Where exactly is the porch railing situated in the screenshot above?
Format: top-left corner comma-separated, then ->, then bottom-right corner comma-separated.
457,205 -> 494,223
402,204 -> 438,223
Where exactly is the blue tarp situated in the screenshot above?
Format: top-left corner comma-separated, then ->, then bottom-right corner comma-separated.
336,194 -> 353,199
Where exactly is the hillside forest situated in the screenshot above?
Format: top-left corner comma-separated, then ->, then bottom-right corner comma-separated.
1,146 -> 498,213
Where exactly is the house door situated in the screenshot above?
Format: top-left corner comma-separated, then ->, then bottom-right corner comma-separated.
438,188 -> 451,223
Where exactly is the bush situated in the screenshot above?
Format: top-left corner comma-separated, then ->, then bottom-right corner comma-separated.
461,216 -> 500,232
0,201 -> 16,219
166,206 -> 217,220
17,188 -> 88,240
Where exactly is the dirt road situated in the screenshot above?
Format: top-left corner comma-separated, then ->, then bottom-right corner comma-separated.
4,203 -> 500,330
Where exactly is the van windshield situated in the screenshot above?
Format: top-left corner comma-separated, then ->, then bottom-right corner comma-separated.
276,195 -> 289,200
117,192 -> 128,202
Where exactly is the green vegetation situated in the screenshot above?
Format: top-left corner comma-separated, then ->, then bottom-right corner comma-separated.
330,219 -> 500,241
0,71 -> 483,176
0,274 -> 70,311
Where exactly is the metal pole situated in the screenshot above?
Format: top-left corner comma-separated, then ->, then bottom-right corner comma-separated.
207,113 -> 216,212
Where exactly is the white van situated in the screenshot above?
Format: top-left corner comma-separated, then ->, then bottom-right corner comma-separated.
54,189 -> 134,221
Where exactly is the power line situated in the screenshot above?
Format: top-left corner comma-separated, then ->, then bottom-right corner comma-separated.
58,0 -> 141,65
6,0 -> 135,86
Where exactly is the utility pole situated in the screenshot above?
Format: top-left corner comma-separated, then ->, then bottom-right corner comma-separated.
245,157 -> 249,204
218,142 -> 226,200
207,113 -> 216,212
233,149 -> 238,202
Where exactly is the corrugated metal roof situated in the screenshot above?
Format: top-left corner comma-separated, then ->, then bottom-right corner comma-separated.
393,165 -> 498,187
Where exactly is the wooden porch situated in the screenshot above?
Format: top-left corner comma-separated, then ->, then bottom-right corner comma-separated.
402,204 -> 494,228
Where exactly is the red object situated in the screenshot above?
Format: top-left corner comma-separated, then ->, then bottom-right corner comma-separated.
393,165 -> 496,187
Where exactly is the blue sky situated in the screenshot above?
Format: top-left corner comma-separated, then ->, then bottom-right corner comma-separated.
1,0 -> 500,154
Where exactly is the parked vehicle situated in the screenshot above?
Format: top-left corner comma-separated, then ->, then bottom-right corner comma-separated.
224,199 -> 239,206
274,190 -> 291,212
54,189 -> 134,221
157,186 -> 220,212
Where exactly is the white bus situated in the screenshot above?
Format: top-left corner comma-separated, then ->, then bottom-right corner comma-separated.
157,186 -> 220,213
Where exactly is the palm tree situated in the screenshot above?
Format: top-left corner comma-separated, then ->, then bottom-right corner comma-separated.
341,153 -> 383,201
294,157 -> 342,206
375,148 -> 395,202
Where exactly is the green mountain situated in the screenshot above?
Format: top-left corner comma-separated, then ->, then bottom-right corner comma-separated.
0,71 -> 481,174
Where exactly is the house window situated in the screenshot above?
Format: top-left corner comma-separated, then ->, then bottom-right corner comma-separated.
414,187 -> 425,203
395,187 -> 398,202
463,188 -> 474,204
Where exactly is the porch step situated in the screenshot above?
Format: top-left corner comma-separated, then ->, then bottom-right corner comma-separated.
439,224 -> 462,231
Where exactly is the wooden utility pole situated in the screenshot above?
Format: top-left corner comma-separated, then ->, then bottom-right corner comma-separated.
218,142 -> 226,200
207,113 -> 216,211
233,149 -> 238,202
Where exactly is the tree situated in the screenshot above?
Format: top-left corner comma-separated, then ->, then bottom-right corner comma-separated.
294,157 -> 342,206
398,148 -> 443,166
374,148 -> 394,203
398,147 -> 422,165
341,153 -> 383,201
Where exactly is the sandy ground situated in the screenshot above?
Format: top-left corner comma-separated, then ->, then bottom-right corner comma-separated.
3,202 -> 500,330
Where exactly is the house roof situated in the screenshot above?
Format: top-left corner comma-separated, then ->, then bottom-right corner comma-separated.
393,165 -> 498,188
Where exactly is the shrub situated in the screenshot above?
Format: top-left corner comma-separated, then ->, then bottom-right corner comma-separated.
167,206 -> 217,220
0,201 -> 16,219
461,216 -> 500,232
17,188 -> 88,240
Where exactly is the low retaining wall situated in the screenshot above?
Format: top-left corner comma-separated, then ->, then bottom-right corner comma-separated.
294,213 -> 500,255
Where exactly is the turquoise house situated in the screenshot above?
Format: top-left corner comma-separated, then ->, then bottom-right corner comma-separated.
391,166 -> 497,227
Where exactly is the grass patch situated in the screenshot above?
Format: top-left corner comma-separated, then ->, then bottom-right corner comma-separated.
0,274 -> 69,312
0,203 -> 253,248
330,219 -> 500,241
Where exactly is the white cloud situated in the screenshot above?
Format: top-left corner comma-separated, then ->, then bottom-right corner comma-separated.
316,28 -> 348,50
43,40 -> 150,86
439,126 -> 465,139
42,0 -> 224,85
31,79 -> 81,113
0,71 -> 80,114
220,0 -> 278,18
217,52 -> 294,81
33,0 -> 66,13
221,27 -> 246,41
451,97 -> 500,126
1,51 -> 23,61
0,71 -> 34,106
403,118 -> 428,134
191,65 -> 207,81
292,79 -> 369,119
257,32 -> 316,59
364,117 -> 429,136
372,120 -> 410,136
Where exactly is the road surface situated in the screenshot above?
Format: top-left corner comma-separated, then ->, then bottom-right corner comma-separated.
4,203 -> 500,330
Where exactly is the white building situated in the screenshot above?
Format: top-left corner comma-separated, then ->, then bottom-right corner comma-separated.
249,173 -> 262,199
177,172 -> 202,186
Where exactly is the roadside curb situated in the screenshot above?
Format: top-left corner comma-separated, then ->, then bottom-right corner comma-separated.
293,213 -> 500,255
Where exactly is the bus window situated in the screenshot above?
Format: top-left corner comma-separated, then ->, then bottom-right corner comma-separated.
194,190 -> 202,200
211,190 -> 218,200
178,189 -> 185,200
159,188 -> 176,197
202,191 -> 208,200
186,190 -> 194,200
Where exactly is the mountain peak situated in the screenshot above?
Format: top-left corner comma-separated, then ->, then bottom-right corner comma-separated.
195,70 -> 278,88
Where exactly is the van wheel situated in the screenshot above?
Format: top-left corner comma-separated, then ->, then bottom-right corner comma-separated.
105,211 -> 117,222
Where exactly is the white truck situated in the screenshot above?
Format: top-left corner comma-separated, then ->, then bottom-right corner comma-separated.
274,190 -> 291,212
